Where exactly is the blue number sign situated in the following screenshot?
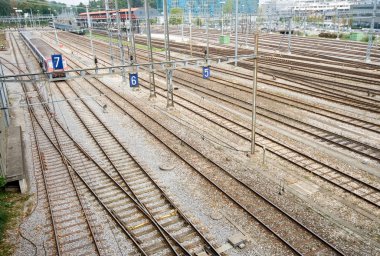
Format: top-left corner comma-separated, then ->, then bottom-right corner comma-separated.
51,54 -> 63,70
129,73 -> 139,87
203,66 -> 210,79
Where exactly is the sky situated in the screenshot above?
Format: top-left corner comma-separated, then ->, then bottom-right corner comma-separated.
55,0 -> 89,6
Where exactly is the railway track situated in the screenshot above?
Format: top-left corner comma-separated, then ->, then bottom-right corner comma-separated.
153,27 -> 380,65
16,31 -> 222,255
59,50 -> 346,255
46,32 -> 380,206
9,32 -> 104,256
53,78 -> 221,255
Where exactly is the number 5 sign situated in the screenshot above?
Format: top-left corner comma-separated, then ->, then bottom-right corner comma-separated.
203,66 -> 210,79
51,54 -> 63,70
129,73 -> 139,87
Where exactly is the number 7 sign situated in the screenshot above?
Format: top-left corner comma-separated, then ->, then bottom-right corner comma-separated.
51,54 -> 63,70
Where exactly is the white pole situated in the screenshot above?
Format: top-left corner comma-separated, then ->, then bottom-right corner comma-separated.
251,33 -> 258,154
51,14 -> 59,44
234,0 -> 238,66
86,6 -> 94,57
366,0 -> 377,63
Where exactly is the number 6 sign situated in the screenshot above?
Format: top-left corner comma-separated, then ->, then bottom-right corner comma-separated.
51,54 -> 63,70
129,73 -> 139,87
203,66 -> 210,79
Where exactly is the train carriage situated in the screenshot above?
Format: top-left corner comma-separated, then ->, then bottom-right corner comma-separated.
20,31 -> 67,79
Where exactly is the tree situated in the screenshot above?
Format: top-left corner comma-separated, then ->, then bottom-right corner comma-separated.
0,0 -> 12,16
169,7 -> 183,25
223,0 -> 233,14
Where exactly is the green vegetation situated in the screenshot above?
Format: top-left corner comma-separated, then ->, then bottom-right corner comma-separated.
87,32 -> 164,52
169,8 -> 183,25
0,177 -> 29,256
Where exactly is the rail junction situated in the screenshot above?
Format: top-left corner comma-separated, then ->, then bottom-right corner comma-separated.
0,6 -> 379,256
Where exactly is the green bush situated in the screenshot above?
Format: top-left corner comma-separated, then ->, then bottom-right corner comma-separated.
0,177 -> 5,189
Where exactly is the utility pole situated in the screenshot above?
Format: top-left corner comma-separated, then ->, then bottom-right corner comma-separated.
251,33 -> 258,154
0,59 -> 9,127
163,0 -> 174,107
366,0 -> 377,63
234,0 -> 238,66
86,6 -> 95,58
335,6 -> 340,40
51,14 -> 59,45
105,0 -> 115,66
181,14 -> 184,41
303,11 -> 307,37
127,0 -> 137,63
221,1 -> 225,35
287,8 -> 292,54
144,0 -> 156,97
115,0 -> 126,82
206,3 -> 210,60
189,7 -> 193,57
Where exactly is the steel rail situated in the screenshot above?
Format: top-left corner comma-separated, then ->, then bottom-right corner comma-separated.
52,31 -> 380,207
55,79 -> 220,255
10,31 -> 103,256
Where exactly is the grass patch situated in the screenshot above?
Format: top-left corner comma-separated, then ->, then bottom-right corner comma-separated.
0,178 -> 29,256
86,32 -> 164,52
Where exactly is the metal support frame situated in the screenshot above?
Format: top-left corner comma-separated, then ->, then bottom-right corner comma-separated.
1,54 -> 256,83
127,0 -> 137,64
206,3 -> 210,61
105,0 -> 114,66
221,2 -> 225,36
287,9 -> 292,54
51,14 -> 59,45
189,7 -> 193,57
0,59 -> 10,127
251,33 -> 258,154
335,7 -> 340,40
86,6 -> 95,58
144,0 -> 156,98
366,0 -> 378,63
234,0 -> 238,66
115,0 -> 126,82
163,0 -> 174,108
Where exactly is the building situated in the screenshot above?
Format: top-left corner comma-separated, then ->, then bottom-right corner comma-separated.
157,0 -> 259,16
78,7 -> 160,23
351,2 -> 380,29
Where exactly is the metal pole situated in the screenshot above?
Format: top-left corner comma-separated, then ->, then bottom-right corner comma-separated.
144,0 -> 156,98
366,0 -> 377,63
86,6 -> 95,58
163,0 -> 174,108
51,14 -> 59,44
245,13 -> 249,47
336,6 -> 340,40
206,3 -> 210,60
251,33 -> 258,154
104,0 -> 115,66
303,12 -> 307,37
234,0 -> 238,66
181,15 -> 184,41
115,0 -> 126,82
0,59 -> 9,127
127,0 -> 137,63
189,8 -> 193,57
221,3 -> 224,35
287,9 -> 292,54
